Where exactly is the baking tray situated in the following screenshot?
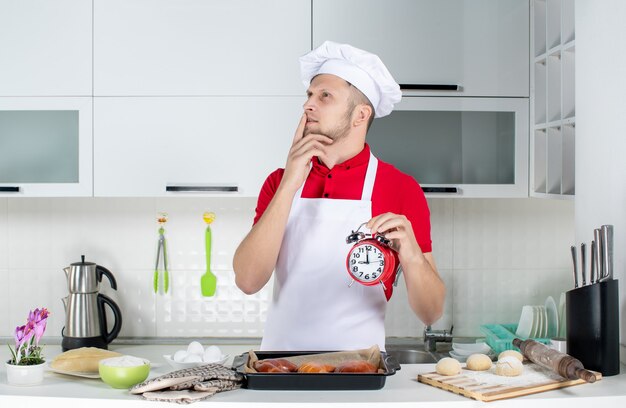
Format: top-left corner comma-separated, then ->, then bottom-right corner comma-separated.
232,350 -> 401,390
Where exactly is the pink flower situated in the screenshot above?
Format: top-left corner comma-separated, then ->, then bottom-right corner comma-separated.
28,308 -> 50,346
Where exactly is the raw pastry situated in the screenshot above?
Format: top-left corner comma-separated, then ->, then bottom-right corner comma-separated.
435,357 -> 462,376
495,356 -> 524,376
498,349 -> 524,362
50,347 -> 122,373
465,353 -> 492,371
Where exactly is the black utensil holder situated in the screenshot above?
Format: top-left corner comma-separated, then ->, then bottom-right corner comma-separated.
566,279 -> 620,376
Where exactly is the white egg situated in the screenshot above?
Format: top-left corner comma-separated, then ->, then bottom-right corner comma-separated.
173,350 -> 189,362
203,345 -> 222,363
183,353 -> 203,363
187,341 -> 204,356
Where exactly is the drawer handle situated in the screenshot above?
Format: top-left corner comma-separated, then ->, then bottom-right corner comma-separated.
166,185 -> 238,193
400,84 -> 460,91
422,187 -> 458,194
0,186 -> 20,192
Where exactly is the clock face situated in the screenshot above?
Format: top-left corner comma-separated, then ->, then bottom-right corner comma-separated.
348,243 -> 385,283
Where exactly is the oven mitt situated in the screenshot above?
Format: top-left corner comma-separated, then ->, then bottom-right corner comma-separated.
141,389 -> 217,404
193,379 -> 242,392
130,364 -> 242,394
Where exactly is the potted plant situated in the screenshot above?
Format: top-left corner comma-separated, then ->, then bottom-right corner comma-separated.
6,308 -> 50,386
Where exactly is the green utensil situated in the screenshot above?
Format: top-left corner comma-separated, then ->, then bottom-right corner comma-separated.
154,214 -> 169,294
201,212 -> 217,296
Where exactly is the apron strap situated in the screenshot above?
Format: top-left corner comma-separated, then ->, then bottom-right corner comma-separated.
361,152 -> 378,201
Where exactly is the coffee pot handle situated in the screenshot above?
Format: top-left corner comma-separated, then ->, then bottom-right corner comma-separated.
97,293 -> 122,344
97,265 -> 118,290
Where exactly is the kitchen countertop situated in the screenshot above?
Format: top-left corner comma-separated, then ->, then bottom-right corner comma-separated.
1,344 -> 625,407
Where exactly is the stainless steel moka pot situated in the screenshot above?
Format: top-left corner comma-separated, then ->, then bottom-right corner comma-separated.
61,255 -> 122,351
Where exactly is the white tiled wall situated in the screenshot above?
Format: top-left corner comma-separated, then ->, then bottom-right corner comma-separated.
0,196 -> 574,339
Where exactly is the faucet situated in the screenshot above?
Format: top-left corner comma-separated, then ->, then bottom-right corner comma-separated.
423,325 -> 454,352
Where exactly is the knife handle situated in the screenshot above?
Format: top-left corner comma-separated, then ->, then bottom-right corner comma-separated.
601,225 -> 614,281
580,243 -> 586,286
594,228 -> 603,282
570,245 -> 578,288
590,241 -> 596,283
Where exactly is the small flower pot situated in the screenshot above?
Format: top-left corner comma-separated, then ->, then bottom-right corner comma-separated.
5,361 -> 46,386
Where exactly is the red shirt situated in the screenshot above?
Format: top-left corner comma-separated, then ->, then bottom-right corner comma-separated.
253,144 -> 432,253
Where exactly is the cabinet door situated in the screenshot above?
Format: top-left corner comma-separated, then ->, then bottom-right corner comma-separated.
0,97 -> 93,196
94,0 -> 310,96
94,97 -> 303,197
313,0 -> 529,97
0,0 -> 92,96
367,97 -> 529,197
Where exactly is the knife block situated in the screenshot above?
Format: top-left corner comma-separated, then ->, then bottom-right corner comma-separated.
566,279 -> 620,376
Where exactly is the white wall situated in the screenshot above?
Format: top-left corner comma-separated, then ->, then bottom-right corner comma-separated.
576,0 -> 626,360
0,197 -> 574,340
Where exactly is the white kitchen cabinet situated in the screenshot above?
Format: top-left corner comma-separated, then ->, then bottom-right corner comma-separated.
0,97 -> 93,196
93,0 -> 310,96
94,97 -> 303,197
0,0 -> 91,96
312,0 -> 529,97
530,0 -> 575,199
368,97 -> 529,197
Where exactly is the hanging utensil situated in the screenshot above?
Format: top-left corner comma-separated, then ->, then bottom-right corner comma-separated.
570,245 -> 578,288
154,213 -> 169,294
200,212 -> 217,297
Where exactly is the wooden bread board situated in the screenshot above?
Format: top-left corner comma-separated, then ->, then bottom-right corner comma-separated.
417,364 -> 602,402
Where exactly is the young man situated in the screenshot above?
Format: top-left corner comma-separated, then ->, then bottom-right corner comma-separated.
233,41 -> 445,351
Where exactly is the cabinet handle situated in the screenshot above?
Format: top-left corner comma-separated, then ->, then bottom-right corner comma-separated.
400,84 -> 460,91
422,187 -> 458,194
166,185 -> 238,193
0,186 -> 20,192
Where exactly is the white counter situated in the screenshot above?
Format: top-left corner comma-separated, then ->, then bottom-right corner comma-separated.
1,344 -> 625,407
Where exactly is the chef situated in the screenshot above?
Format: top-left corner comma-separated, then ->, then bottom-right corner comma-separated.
233,41 -> 445,351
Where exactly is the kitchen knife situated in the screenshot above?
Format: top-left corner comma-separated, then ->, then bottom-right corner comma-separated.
590,240 -> 596,284
600,225 -> 614,281
570,245 -> 578,288
580,243 -> 587,286
594,228 -> 603,283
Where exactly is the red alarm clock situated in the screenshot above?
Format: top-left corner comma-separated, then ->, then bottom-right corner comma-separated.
345,223 -> 400,288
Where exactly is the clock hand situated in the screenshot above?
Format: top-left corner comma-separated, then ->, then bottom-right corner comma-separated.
365,247 -> 370,264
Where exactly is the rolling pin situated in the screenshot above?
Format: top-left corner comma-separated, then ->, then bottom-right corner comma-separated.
512,338 -> 596,383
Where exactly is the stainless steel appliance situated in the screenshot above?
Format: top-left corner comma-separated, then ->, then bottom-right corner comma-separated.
61,255 -> 122,351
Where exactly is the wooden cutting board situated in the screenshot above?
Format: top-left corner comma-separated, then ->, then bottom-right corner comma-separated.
417,364 -> 602,402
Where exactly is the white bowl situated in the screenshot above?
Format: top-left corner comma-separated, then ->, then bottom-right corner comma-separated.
163,354 -> 229,370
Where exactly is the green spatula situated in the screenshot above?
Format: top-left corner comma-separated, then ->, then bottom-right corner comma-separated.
201,212 -> 217,296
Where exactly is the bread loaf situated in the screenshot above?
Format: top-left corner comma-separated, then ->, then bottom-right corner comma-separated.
50,347 -> 122,373
335,360 -> 378,373
297,362 -> 336,373
253,358 -> 298,373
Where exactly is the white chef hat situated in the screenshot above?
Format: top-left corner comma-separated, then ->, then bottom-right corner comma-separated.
299,41 -> 402,118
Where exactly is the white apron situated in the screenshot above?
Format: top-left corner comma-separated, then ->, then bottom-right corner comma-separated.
261,152 -> 387,351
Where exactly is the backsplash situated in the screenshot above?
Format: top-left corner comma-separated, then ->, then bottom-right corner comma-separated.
0,197 -> 574,339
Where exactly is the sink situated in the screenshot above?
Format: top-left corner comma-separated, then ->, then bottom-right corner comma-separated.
387,349 -> 437,364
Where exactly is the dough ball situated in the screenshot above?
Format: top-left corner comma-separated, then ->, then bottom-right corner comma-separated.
435,357 -> 462,376
465,353 -> 492,371
495,356 -> 524,376
498,350 -> 524,362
